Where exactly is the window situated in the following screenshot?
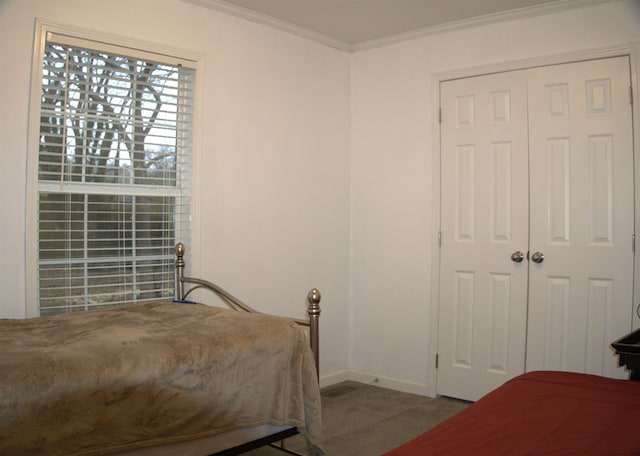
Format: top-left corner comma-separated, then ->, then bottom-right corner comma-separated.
30,26 -> 197,316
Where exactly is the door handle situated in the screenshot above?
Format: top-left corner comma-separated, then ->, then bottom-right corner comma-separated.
531,251 -> 544,264
511,251 -> 525,263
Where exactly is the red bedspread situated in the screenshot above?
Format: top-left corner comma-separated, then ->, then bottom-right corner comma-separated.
385,371 -> 640,455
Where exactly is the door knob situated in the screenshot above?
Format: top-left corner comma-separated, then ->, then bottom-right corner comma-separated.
511,251 -> 525,263
531,251 -> 544,264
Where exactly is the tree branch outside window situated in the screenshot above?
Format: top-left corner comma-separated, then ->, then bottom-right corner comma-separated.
37,39 -> 194,316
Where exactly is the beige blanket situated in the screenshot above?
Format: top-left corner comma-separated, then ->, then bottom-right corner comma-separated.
0,301 -> 324,455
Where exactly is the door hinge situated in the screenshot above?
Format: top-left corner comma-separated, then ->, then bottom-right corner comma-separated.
438,107 -> 442,123
631,86 -> 634,106
438,230 -> 442,247
633,234 -> 636,253
435,353 -> 439,369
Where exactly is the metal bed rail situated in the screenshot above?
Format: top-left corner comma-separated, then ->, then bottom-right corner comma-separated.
174,243 -> 321,378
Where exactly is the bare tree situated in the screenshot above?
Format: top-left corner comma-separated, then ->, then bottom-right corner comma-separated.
38,44 -> 184,313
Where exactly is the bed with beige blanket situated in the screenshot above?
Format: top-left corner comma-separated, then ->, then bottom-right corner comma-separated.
0,245 -> 323,456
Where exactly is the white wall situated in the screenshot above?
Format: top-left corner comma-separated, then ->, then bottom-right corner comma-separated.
349,0 -> 640,394
3,0 -> 640,393
0,0 -> 351,377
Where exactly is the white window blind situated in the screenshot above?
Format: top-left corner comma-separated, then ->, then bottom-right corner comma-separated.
37,33 -> 195,316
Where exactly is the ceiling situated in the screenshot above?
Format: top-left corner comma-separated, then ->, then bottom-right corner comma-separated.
184,0 -> 614,51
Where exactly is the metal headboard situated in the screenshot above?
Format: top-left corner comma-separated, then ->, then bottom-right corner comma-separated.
174,243 -> 321,378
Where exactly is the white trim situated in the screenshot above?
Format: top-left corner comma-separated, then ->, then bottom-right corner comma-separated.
181,0 -> 352,52
352,0 -> 616,52
37,19 -> 202,65
320,369 -> 432,397
427,77 -> 443,398
319,369 -> 351,389
46,31 -> 199,69
37,182 -> 184,197
435,44 -> 640,83
181,0 -> 615,53
189,53 -> 205,286
25,20 -> 48,317
429,41 -> 640,396
25,18 -> 205,317
631,45 -> 640,332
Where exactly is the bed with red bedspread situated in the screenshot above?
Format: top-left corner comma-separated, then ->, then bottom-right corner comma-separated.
385,371 -> 640,455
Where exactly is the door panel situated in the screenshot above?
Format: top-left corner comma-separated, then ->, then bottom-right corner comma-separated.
438,70 -> 530,401
526,57 -> 634,378
438,56 -> 635,401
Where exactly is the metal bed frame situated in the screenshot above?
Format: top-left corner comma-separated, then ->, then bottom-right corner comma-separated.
173,243 -> 322,455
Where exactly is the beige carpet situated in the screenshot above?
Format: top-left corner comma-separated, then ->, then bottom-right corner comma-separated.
244,380 -> 470,456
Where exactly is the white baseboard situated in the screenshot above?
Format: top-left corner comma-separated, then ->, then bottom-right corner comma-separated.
320,369 -> 434,398
319,369 -> 351,388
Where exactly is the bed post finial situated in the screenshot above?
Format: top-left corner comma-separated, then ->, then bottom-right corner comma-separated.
308,288 -> 321,309
307,288 -> 321,381
175,243 -> 185,300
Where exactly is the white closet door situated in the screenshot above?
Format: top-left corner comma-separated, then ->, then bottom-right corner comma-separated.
438,70 -> 530,402
526,57 -> 634,378
438,56 -> 635,401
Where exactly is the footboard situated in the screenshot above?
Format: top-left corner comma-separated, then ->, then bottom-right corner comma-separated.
174,243 -> 321,377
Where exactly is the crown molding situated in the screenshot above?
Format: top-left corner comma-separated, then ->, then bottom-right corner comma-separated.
182,0 -> 617,54
181,0 -> 353,52
352,0 -> 617,52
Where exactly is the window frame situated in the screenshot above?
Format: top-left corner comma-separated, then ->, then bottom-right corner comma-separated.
26,19 -> 203,317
